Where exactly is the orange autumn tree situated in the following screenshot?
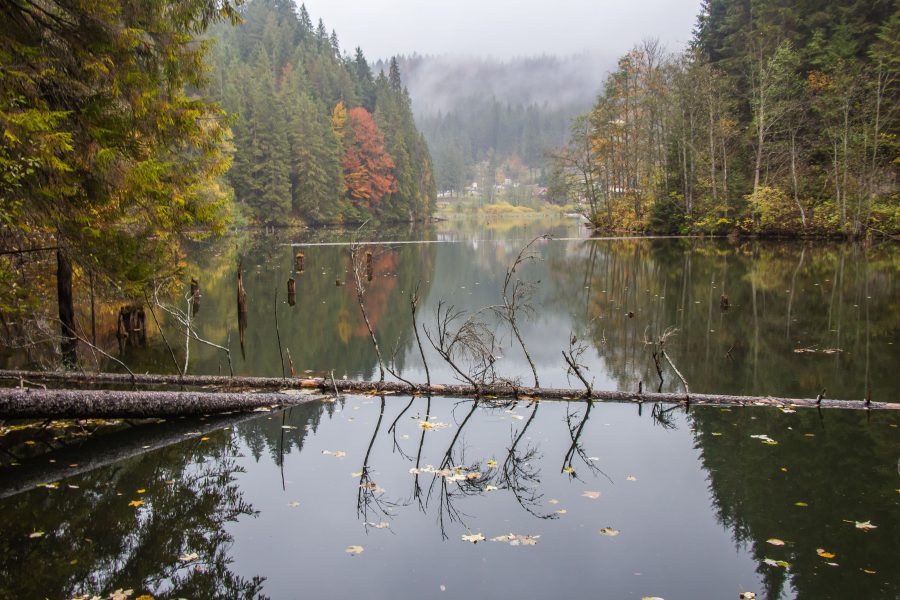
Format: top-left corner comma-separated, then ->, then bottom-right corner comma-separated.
340,106 -> 397,208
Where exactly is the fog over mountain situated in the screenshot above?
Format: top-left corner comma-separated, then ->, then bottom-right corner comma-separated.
375,53 -> 613,117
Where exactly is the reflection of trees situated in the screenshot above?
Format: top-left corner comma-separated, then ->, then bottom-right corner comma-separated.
549,239 -> 900,400
0,432 -> 266,599
122,224 -> 438,380
691,407 -> 899,599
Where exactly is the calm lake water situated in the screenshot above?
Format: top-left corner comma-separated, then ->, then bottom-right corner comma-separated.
1,216 -> 898,599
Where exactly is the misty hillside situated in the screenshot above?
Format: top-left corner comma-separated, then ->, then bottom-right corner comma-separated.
375,54 -> 611,116
374,54 -> 611,194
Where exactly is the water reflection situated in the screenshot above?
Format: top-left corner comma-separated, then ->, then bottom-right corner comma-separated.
1,395 -> 896,599
112,221 -> 897,403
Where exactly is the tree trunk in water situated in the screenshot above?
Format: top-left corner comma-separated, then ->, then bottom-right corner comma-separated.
0,370 -> 892,416
57,250 -> 76,366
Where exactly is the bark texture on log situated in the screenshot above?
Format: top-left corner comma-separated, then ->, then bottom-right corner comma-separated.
0,386 -> 326,419
0,370 -> 895,412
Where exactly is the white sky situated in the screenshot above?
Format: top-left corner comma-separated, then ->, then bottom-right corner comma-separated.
297,0 -> 704,60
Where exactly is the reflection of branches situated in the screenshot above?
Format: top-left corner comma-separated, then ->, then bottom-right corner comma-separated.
650,402 -> 679,430
357,396 -> 396,526
388,395 -> 415,460
424,301 -> 497,393
490,235 -> 549,388
412,395 -> 431,510
497,401 -> 557,519
562,401 -> 611,483
425,400 -> 480,539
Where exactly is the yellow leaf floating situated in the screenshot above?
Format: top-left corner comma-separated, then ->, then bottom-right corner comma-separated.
766,538 -> 785,546
582,491 -> 602,500
345,545 -> 364,555
763,558 -> 791,568
128,500 -> 144,508
642,597 -> 665,600
461,533 -> 485,544
816,548 -> 836,559
485,485 -> 498,492
562,467 -> 575,474
739,594 -> 756,600
178,552 -> 199,562
862,569 -> 876,574
548,499 -> 559,505
490,533 -> 539,546
626,475 -> 637,481
556,509 -> 567,515
28,531 -> 44,539
136,489 -> 146,494
855,520 -> 877,531
486,459 -> 497,469
599,527 -> 620,536
794,501 -> 808,507
136,595 -> 155,600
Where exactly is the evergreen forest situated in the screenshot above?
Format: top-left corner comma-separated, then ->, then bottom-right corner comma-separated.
553,0 -> 899,237
208,0 -> 435,225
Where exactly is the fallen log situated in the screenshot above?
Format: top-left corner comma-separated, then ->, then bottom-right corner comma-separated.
0,386 -> 326,419
0,369 -> 896,412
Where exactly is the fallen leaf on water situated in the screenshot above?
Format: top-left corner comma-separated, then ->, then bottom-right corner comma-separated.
780,467 -> 788,472
28,531 -> 44,539
548,499 -> 559,505
855,520 -> 877,531
486,459 -> 497,469
419,420 -> 449,430
287,501 -> 300,508
135,595 -> 154,600
642,597 -> 664,600
200,437 -> 209,441
360,482 -> 385,493
794,502 -> 808,507
321,450 -> 346,458
510,415 -> 524,421
556,509 -> 567,514
750,434 -> 777,445
136,489 -> 146,494
345,545 -> 364,555
766,538 -> 785,546
739,593 -> 756,600
128,500 -> 144,508
862,569 -> 876,574
490,533 -> 539,546
763,558 -> 791,568
626,475 -> 637,481
109,590 -> 133,600
582,491 -> 602,500
485,485 -> 498,492
711,432 -> 723,436
562,467 -> 575,474
816,548 -> 836,559
599,527 -> 620,536
351,471 -> 363,477
178,552 -> 199,562
368,522 -> 390,529
825,562 -> 839,567
461,533 -> 485,543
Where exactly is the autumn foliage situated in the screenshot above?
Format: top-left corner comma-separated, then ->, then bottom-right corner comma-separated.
339,106 -> 397,207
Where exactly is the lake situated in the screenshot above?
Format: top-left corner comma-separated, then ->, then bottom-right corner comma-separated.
0,215 -> 897,599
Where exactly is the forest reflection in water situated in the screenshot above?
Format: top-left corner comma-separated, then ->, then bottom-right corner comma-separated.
105,219 -> 900,402
1,394 -> 897,599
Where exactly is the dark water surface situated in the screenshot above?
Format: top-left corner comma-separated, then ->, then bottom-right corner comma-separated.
1,217 -> 898,599
1,397 -> 898,599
